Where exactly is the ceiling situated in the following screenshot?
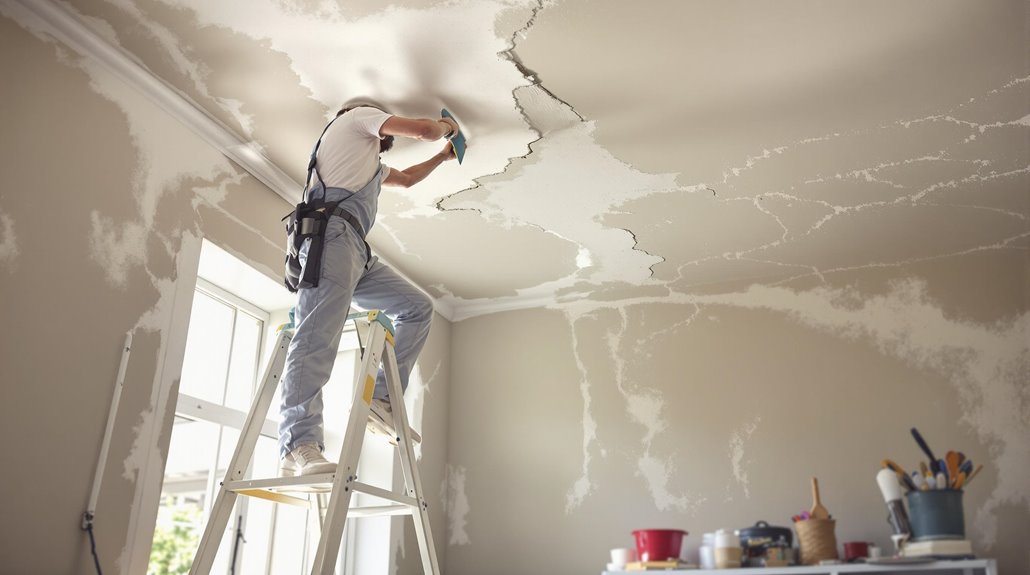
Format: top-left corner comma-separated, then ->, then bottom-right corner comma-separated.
59,0 -> 1030,319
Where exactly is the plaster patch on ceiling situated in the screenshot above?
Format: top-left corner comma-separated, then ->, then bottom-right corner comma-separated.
442,463 -> 471,546
0,211 -> 19,269
441,121 -> 698,314
147,0 -> 540,197
91,0 -> 257,135
728,416 -> 761,500
661,76 -> 1030,292
551,279 -> 1030,549
437,70 -> 1027,316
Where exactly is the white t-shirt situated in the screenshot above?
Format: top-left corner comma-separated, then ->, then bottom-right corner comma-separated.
315,107 -> 393,191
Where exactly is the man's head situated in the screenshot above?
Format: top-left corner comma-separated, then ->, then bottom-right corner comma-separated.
338,98 -> 394,153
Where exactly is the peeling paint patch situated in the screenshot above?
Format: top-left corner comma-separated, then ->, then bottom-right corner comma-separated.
709,280 -> 1029,549
606,308 -> 692,510
565,315 -> 598,513
0,211 -> 19,268
446,121 -> 678,287
118,232 -> 202,574
554,279 -> 1029,548
89,211 -> 148,287
405,360 -> 440,461
563,304 -> 702,513
728,416 -> 761,500
636,453 -> 694,513
442,464 -> 471,546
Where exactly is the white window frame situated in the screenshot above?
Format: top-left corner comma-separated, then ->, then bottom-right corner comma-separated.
166,277 -> 370,575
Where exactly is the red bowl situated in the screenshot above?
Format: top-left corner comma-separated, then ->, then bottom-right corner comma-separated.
632,529 -> 688,562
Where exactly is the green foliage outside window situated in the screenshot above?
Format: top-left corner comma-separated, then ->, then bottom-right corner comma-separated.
148,501 -> 200,575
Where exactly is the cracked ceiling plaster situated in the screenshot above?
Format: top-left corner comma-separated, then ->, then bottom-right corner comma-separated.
62,0 -> 1028,318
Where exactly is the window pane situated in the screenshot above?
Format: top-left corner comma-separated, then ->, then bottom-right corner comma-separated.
269,504 -> 309,573
179,292 -> 234,404
225,312 -> 262,412
238,436 -> 280,574
150,418 -> 217,575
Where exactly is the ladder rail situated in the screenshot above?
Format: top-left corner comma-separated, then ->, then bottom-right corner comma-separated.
189,313 -> 440,575
384,343 -> 441,573
309,322 -> 387,574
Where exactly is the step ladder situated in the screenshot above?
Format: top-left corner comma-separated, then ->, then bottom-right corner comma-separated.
189,311 -> 440,575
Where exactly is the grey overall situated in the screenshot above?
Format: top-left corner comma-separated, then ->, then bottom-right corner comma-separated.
278,120 -> 433,458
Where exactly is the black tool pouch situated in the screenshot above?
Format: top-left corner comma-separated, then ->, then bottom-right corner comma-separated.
283,201 -> 337,293
283,116 -> 345,293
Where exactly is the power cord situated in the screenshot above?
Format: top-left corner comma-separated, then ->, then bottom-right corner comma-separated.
81,512 -> 103,575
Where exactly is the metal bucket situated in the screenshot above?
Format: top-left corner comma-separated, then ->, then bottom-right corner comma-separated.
906,490 -> 965,540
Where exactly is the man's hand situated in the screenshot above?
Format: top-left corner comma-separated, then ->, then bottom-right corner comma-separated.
440,142 -> 457,161
439,117 -> 459,140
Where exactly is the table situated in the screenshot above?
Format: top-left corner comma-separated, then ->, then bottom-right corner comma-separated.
602,559 -> 996,575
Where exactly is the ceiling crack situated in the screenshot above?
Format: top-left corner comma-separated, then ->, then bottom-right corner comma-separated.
615,226 -> 665,279
434,0 -> 585,216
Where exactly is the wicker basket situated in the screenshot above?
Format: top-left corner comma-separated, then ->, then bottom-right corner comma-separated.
794,519 -> 838,565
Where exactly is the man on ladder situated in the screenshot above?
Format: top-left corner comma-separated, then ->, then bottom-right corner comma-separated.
281,99 -> 460,477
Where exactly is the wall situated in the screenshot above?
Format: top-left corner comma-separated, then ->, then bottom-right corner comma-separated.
445,250 -> 1029,574
392,313 -> 452,575
0,10 -> 451,575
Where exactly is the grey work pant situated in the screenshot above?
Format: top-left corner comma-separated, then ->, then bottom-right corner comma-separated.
278,218 -> 433,457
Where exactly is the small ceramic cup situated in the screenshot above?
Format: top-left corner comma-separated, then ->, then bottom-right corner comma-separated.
610,547 -> 637,566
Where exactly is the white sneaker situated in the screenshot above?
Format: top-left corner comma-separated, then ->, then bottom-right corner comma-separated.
368,398 -> 397,440
280,444 -> 337,477
368,398 -> 421,444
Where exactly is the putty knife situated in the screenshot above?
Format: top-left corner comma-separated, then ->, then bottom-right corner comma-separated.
441,108 -> 466,164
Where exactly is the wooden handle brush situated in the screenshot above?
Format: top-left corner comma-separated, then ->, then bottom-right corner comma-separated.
810,477 -> 830,520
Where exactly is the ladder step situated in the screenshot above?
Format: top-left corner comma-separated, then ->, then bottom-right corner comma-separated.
232,490 -> 413,519
347,505 -> 413,518
235,488 -> 310,507
226,473 -> 336,493
224,477 -> 419,508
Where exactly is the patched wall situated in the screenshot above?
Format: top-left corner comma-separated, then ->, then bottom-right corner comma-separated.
0,9 -> 451,574
446,255 -> 1029,574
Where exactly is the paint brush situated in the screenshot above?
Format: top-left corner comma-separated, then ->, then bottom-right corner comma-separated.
963,464 -> 984,488
882,459 -> 917,492
911,428 -> 940,475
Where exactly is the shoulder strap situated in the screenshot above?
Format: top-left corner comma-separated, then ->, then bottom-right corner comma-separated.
306,115 -> 341,200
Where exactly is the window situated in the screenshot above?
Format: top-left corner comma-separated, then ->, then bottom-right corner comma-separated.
149,240 -> 394,575
151,281 -> 301,575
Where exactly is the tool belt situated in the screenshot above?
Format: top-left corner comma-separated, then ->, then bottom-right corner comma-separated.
284,115 -> 377,293
283,201 -> 365,293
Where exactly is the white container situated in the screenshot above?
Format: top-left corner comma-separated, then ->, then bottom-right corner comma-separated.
714,528 -> 740,548
699,545 -> 715,569
609,547 -> 636,566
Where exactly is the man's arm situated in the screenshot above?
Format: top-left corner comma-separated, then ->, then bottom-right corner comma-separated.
383,144 -> 456,188
380,115 -> 458,141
